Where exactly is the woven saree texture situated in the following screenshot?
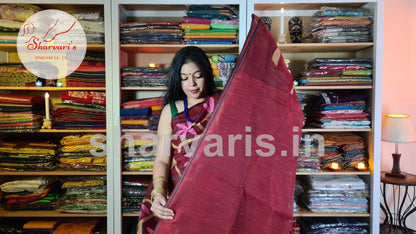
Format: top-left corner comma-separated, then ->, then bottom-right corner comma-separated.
155,15 -> 304,233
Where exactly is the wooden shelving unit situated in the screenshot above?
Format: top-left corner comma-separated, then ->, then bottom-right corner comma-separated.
0,1 -> 113,232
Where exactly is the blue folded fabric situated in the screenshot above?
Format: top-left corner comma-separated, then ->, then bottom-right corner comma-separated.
120,108 -> 150,116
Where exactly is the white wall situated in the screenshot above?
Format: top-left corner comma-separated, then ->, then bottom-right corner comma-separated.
382,0 -> 416,229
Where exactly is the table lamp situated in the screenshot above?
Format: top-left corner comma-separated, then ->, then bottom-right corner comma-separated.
381,114 -> 416,178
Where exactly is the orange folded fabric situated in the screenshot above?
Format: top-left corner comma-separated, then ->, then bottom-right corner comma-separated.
23,220 -> 60,229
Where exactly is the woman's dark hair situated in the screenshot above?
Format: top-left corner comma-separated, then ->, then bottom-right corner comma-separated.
163,46 -> 216,105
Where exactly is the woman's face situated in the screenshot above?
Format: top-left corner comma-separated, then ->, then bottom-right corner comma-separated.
180,61 -> 205,101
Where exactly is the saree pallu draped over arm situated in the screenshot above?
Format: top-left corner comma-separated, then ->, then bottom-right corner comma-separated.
154,14 -> 304,234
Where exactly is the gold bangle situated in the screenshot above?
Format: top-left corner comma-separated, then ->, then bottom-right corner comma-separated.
151,187 -> 166,202
152,176 -> 167,185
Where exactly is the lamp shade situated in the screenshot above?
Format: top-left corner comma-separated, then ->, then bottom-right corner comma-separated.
382,114 -> 416,143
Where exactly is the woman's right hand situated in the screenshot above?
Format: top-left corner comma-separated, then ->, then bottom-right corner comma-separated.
150,193 -> 175,220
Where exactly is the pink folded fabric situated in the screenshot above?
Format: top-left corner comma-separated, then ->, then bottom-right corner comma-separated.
122,97 -> 164,109
182,16 -> 210,25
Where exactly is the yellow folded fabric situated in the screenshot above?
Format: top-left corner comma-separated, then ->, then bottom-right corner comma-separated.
122,140 -> 154,148
128,161 -> 154,171
121,120 -> 149,125
213,69 -> 220,77
181,23 -> 210,30
61,144 -> 100,153
60,134 -> 96,145
61,179 -> 105,188
59,156 -> 107,166
151,106 -> 162,111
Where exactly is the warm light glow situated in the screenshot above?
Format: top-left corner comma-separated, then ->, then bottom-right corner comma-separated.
357,162 -> 366,170
45,92 -> 49,98
280,7 -> 285,14
387,114 -> 408,118
149,63 -> 156,68
331,162 -> 339,170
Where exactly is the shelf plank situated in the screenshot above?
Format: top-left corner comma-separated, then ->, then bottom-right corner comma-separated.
301,128 -> 371,132
0,208 -> 107,217
254,3 -> 368,11
122,129 -> 155,133
121,87 -> 224,91
0,87 -> 106,91
121,171 -> 371,176
123,212 -> 140,217
120,44 -> 239,54
293,211 -> 370,218
121,86 -> 372,91
122,171 -> 153,176
122,211 -> 370,218
37,129 -> 106,133
278,42 -> 373,53
295,85 -> 373,90
296,170 -> 371,175
121,87 -> 167,91
0,170 -> 106,176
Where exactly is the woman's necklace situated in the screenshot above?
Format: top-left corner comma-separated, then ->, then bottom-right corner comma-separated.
184,97 -> 202,129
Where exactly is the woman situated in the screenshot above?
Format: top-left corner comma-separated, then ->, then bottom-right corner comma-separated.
138,46 -> 221,233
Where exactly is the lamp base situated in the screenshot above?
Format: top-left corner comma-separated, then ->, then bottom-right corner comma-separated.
385,153 -> 406,178
386,171 -> 407,178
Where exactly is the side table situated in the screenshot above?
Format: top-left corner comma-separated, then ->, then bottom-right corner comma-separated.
380,171 -> 416,233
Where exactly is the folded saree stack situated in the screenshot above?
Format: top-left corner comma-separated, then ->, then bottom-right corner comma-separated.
183,5 -> 239,45
0,63 -> 38,87
298,217 -> 369,233
59,177 -> 107,213
298,58 -> 373,86
57,134 -> 107,171
0,4 -> 41,43
122,177 -> 151,213
208,54 -> 238,87
121,67 -> 169,87
308,175 -> 369,213
122,132 -> 156,172
73,11 -> 105,44
0,177 -> 62,211
297,134 -> 322,172
303,6 -> 373,43
0,93 -> 44,133
307,91 -> 370,129
319,133 -> 368,170
53,91 -> 106,129
120,22 -> 183,44
297,92 -> 316,126
121,97 -> 163,131
66,52 -> 106,87
0,140 -> 57,171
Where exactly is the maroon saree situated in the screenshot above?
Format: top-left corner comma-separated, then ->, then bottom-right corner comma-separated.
155,15 -> 304,233
138,93 -> 221,234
